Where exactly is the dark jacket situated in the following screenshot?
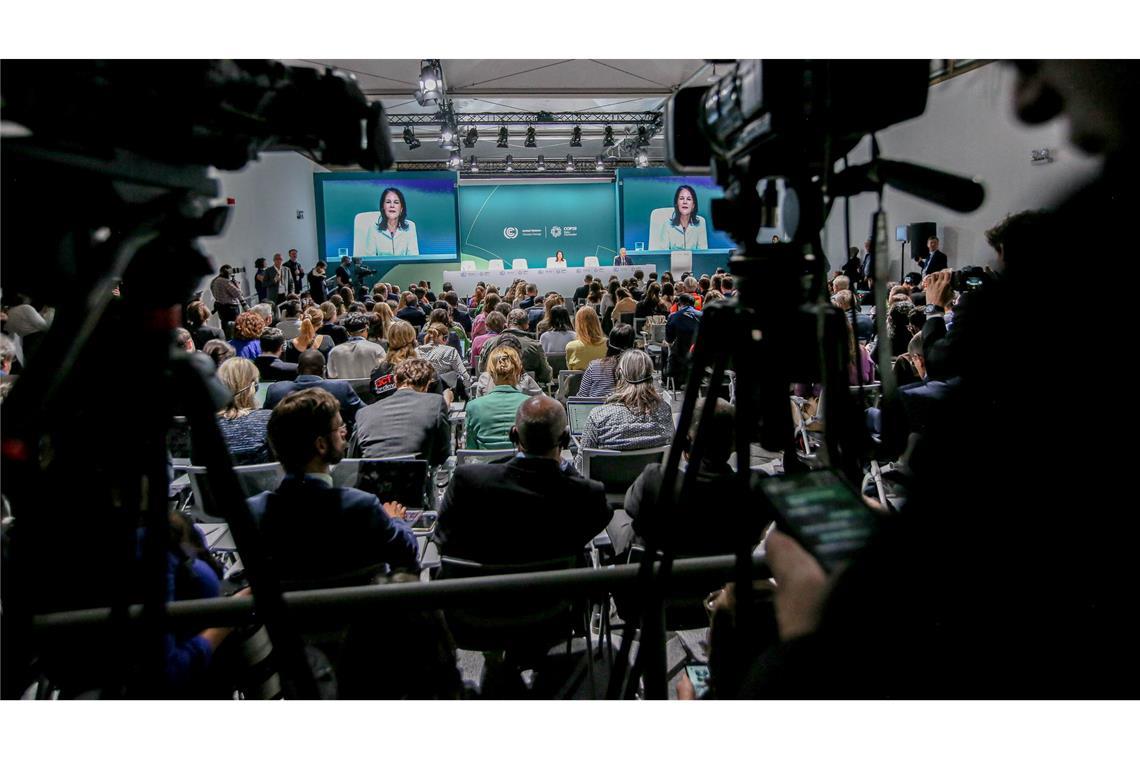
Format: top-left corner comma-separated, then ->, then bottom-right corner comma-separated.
318,323 -> 350,346
436,457 -> 611,564
349,388 -> 452,467
263,374 -> 365,427
254,354 -> 299,383
247,475 -> 419,585
396,306 -> 427,329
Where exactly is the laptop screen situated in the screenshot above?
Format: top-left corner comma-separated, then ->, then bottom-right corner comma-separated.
567,400 -> 603,436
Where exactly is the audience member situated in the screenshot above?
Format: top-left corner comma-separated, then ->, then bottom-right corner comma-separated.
185,301 -> 224,350
578,324 -> 635,398
263,350 -> 364,432
228,311 -> 267,361
307,260 -> 329,303
276,300 -> 303,341
565,307 -> 607,371
610,288 -> 637,325
209,264 -> 243,329
253,327 -> 299,382
282,309 -> 333,363
478,309 -> 552,385
636,282 -> 668,318
208,356 -> 275,464
396,292 -> 427,330
249,388 -> 418,586
665,293 -> 701,387
350,358 -> 451,467
418,323 -> 468,397
471,311 -> 506,370
573,275 -> 594,302
174,327 -> 195,353
465,345 -> 530,450
318,302 -> 350,345
202,339 -> 235,367
436,395 -> 611,564
538,305 -> 576,354
370,320 -> 426,403
327,313 -> 386,379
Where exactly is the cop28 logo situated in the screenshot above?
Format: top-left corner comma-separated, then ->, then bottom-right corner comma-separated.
550,226 -> 563,238
503,226 -> 519,239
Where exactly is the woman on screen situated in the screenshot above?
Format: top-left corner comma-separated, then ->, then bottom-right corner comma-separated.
649,185 -> 710,251
364,187 -> 420,257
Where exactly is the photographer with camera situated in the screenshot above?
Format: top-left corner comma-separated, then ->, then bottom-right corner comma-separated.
209,264 -> 244,332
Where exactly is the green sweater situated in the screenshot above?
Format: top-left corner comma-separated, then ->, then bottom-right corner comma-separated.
465,385 -> 529,450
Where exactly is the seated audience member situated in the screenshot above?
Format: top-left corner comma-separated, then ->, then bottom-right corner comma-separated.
327,313 -> 386,379
660,282 -> 676,311
845,320 -> 876,386
530,292 -> 558,334
263,350 -> 364,432
478,309 -> 552,385
283,308 -> 335,364
574,350 -> 675,469
666,293 -> 701,386
253,327 -> 299,382
573,275 -> 593,303
436,395 -> 611,564
369,301 -> 396,348
396,292 -> 427,330
185,301 -> 224,350
249,302 -> 276,331
720,276 -> 736,298
174,327 -> 195,353
471,311 -> 506,370
276,300 -> 303,341
516,283 -> 539,311
444,291 -> 473,337
418,321 -> 467,389
702,289 -> 725,308
420,307 -> 465,355
636,282 -> 669,318
578,324 -> 635,398
202,339 -> 235,367
349,358 -> 452,467
370,320 -> 426,403
886,301 -> 917,357
475,334 -> 545,398
830,274 -> 851,296
610,398 -> 765,557
467,284 -> 486,311
470,293 -> 501,340
228,311 -> 267,361
832,290 -> 874,344
317,302 -> 350,345
610,288 -> 638,325
565,306 -> 607,370
248,388 -> 418,585
538,305 -> 576,353
210,357 -> 274,465
465,345 -> 530,450
586,280 -> 604,306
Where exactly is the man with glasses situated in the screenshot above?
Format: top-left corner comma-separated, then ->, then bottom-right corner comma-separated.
247,387 -> 419,584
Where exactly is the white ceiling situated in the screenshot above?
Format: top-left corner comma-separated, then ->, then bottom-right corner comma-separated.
283,59 -> 716,163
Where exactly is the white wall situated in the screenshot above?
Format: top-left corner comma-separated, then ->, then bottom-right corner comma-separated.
199,152 -> 328,297
822,63 -> 1102,276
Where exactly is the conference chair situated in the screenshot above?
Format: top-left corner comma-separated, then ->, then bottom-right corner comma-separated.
352,211 -> 382,253
512,259 -> 529,271
488,260 -> 505,271
343,377 -> 376,405
545,352 -> 568,378
460,261 -> 476,272
455,448 -> 517,466
184,462 -> 286,522
583,256 -> 600,267
578,446 -> 668,508
619,312 -> 635,329
555,370 -> 584,403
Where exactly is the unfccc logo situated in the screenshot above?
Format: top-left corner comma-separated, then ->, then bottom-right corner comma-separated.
550,226 -> 563,238
503,226 -> 519,239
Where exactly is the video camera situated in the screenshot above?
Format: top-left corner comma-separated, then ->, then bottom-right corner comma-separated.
950,265 -> 994,293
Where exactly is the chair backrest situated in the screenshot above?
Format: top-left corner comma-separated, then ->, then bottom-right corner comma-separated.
437,554 -> 579,653
511,258 -> 529,270
619,311 -> 635,328
353,211 -> 382,256
546,352 -> 568,376
578,446 -> 668,504
233,463 -> 288,497
633,317 -> 647,337
488,259 -> 505,271
556,370 -> 584,402
455,448 -> 517,466
460,260 -> 477,272
649,322 -> 667,344
546,257 -> 557,268
344,376 -> 376,405
583,256 -> 600,267
184,462 -> 286,521
331,458 -> 430,509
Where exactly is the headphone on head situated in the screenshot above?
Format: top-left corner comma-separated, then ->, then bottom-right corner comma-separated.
510,425 -> 572,450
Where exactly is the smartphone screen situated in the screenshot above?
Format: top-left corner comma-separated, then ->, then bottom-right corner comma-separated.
758,469 -> 879,572
685,665 -> 710,699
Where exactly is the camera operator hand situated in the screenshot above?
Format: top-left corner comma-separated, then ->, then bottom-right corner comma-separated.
922,270 -> 954,310
765,530 -> 829,641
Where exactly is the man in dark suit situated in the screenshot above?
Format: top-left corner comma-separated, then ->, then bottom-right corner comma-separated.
921,236 -> 948,276
396,292 -> 427,329
435,396 -> 611,564
613,247 -> 633,266
516,283 -> 538,310
247,387 -> 418,586
263,350 -> 364,431
254,327 -> 299,382
573,275 -> 593,302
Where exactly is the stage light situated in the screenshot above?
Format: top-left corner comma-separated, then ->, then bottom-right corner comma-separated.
497,126 -> 509,148
504,154 -> 514,171
569,125 -> 582,147
602,125 -> 615,147
402,126 -> 421,150
463,126 -> 478,148
468,156 -> 480,173
636,148 -> 649,167
595,155 -> 604,171
524,127 -> 537,148
439,119 -> 458,151
535,155 -> 545,171
415,59 -> 444,107
448,150 -> 462,170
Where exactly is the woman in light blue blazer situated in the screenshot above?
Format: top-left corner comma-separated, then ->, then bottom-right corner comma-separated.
649,184 -> 709,251
364,187 -> 420,256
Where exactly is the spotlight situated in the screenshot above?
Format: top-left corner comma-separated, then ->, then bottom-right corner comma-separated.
463,126 -> 478,148
415,59 -> 444,107
468,156 -> 479,173
448,150 -> 462,170
504,154 -> 514,171
637,126 -> 650,146
569,125 -> 582,147
602,125 -> 615,147
595,155 -> 604,171
535,155 -> 545,172
636,148 -> 649,168
497,126 -> 509,148
524,126 -> 537,148
440,119 -> 458,151
402,126 -> 421,150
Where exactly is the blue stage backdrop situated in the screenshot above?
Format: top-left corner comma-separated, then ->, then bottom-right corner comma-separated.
314,171 -> 459,263
618,169 -> 735,252
458,180 -> 618,267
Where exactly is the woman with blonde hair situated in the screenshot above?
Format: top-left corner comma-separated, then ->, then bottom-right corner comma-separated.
565,306 -> 607,370
282,307 -> 333,363
370,301 -> 395,347
464,344 -> 529,449
228,311 -> 267,360
368,320 -> 427,403
208,357 -> 274,465
317,301 -> 349,345
575,349 -> 674,469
